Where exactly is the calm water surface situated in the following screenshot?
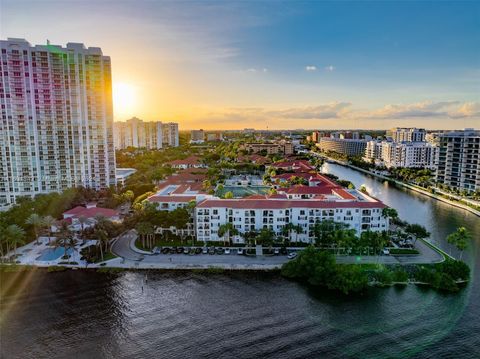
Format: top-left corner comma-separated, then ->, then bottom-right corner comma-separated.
1,163 -> 479,359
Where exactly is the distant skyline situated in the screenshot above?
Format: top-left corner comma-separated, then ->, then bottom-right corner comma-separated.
2,0 -> 479,130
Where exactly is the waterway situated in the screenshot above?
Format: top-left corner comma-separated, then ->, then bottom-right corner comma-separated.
1,163 -> 479,358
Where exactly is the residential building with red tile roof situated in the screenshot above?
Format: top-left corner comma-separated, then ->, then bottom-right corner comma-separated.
145,160 -> 389,243
60,204 -> 120,232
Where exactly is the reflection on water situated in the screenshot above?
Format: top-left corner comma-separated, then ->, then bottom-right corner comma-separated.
0,164 -> 479,359
1,270 -> 478,359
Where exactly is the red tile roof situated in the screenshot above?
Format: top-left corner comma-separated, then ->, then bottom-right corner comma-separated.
147,196 -> 197,203
267,193 -> 288,199
285,185 -> 332,195
197,199 -> 385,209
168,156 -> 202,166
63,206 -> 119,219
333,188 -> 357,200
270,160 -> 314,171
63,206 -> 86,216
244,194 -> 266,199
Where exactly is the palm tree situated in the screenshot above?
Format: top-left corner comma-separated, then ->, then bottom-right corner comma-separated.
447,227 -> 471,260
6,224 -> 26,259
95,229 -> 109,261
218,223 -> 239,246
282,223 -> 303,244
122,190 -> 135,204
0,224 -> 6,261
42,215 -> 56,244
136,222 -> 151,249
26,213 -> 43,245
55,221 -> 74,260
77,215 -> 88,244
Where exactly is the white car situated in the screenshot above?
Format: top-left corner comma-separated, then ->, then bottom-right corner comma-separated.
382,248 -> 390,255
202,247 -> 208,254
287,252 -> 297,260
224,248 -> 231,255
237,248 -> 244,255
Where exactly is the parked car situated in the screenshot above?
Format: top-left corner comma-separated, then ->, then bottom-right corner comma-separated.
287,252 -> 297,260
161,247 -> 170,254
274,248 -> 280,255
224,248 -> 231,255
237,248 -> 244,255
208,247 -> 216,255
152,247 -> 161,255
194,247 -> 202,255
216,247 -> 225,255
280,247 -> 288,255
176,247 -> 184,254
382,248 -> 390,255
183,248 -> 190,254
202,247 -> 208,254
169,247 -> 176,254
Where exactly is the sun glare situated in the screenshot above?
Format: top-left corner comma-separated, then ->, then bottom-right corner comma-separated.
113,82 -> 137,118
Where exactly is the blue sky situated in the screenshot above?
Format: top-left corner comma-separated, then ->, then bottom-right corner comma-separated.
2,0 -> 479,129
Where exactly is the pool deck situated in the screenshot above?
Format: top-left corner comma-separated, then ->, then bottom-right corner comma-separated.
9,236 -> 94,267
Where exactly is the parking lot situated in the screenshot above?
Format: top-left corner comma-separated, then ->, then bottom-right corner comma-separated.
109,230 -> 445,270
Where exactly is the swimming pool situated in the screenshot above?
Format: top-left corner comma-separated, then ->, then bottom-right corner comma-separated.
217,185 -> 270,198
36,247 -> 73,261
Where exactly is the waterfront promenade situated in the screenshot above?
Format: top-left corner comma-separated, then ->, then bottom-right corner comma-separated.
7,230 -> 445,271
107,230 -> 444,270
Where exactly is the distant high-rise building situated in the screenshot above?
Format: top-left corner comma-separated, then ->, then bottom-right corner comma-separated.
113,118 -> 164,150
317,138 -> 367,157
244,141 -> 293,155
162,122 -> 179,147
0,38 -> 116,207
364,140 -> 437,169
311,131 -> 320,143
364,141 -> 384,163
381,142 -> 437,169
339,131 -> 359,140
387,127 -> 426,142
425,132 -> 440,146
435,129 -> 480,193
190,129 -> 205,144
206,132 -> 223,142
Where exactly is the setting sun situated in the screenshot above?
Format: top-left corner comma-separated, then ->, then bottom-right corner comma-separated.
113,82 -> 137,119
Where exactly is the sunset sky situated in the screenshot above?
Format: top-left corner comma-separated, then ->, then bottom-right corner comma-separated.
2,0 -> 479,130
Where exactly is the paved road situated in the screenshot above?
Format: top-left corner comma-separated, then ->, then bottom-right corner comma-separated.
111,230 -> 145,261
110,230 -> 445,270
111,230 -> 289,269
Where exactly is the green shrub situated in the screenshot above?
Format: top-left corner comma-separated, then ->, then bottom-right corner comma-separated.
327,265 -> 369,294
374,269 -> 393,285
437,260 -> 470,281
392,269 -> 409,283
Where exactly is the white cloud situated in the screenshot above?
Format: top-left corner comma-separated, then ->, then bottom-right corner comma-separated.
244,67 -> 268,73
362,101 -> 472,119
325,65 -> 335,72
198,101 -> 480,127
305,65 -> 317,71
